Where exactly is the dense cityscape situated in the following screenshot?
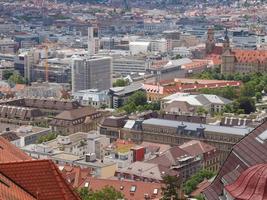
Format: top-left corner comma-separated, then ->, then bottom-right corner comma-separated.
0,0 -> 267,200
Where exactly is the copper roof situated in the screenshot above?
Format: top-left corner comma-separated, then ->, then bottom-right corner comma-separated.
225,164 -> 267,200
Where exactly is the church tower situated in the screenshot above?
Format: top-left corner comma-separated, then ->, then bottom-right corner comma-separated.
205,28 -> 215,54
223,28 -> 230,52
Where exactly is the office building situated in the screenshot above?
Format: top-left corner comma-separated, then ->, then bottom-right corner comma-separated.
71,56 -> 112,93
88,26 -> 100,55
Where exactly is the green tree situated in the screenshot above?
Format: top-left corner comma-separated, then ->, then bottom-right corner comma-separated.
196,107 -> 208,115
2,70 -> 14,80
78,186 -> 124,200
238,97 -> 256,114
113,79 -> 129,87
183,170 -> 215,195
38,132 -> 58,143
162,175 -> 181,200
8,72 -> 26,85
127,91 -> 147,106
255,92 -> 262,102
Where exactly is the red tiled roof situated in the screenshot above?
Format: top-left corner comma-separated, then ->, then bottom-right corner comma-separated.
179,140 -> 216,157
233,49 -> 267,63
0,173 -> 36,200
0,136 -> 32,163
0,160 -> 81,200
204,121 -> 267,200
225,164 -> 267,200
61,165 -> 91,188
79,177 -> 163,200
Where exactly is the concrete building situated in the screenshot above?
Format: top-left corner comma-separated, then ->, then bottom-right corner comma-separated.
88,26 -> 100,55
129,41 -> 150,55
113,56 -> 150,75
71,56 -> 112,93
99,118 -> 252,164
109,82 -> 144,108
149,39 -> 167,53
162,92 -> 232,114
0,39 -> 17,54
44,131 -> 109,159
0,126 -> 50,148
72,89 -> 109,108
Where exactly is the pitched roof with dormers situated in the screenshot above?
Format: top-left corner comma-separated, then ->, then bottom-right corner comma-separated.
0,160 -> 81,200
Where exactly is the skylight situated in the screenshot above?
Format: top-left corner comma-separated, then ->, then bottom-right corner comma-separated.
256,130 -> 267,144
130,185 -> 136,192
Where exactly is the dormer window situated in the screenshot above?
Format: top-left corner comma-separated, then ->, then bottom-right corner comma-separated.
130,185 -> 136,192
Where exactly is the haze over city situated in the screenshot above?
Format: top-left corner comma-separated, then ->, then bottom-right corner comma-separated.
0,0 -> 266,200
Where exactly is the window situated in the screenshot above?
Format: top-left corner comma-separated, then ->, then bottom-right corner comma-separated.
153,189 -> 158,195
130,185 -> 136,192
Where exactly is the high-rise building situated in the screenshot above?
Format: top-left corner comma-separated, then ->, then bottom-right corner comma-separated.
88,26 -> 99,56
71,56 -> 112,93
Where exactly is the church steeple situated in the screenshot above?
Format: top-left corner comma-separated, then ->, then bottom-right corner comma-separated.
205,27 -> 215,54
223,28 -> 230,51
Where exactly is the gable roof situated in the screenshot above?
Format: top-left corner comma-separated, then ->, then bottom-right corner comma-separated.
61,165 -> 91,188
147,146 -> 191,168
79,177 -> 163,200
203,120 -> 267,200
0,173 -> 36,200
179,140 -> 216,157
0,160 -> 81,200
0,136 -> 31,163
54,107 -> 98,120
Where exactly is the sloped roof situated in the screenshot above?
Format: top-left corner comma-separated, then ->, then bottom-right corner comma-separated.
0,160 -> 81,200
233,49 -> 267,63
0,173 -> 36,200
203,120 -> 267,200
225,164 -> 267,200
79,177 -> 163,200
54,107 -> 98,120
0,136 -> 31,163
179,140 -> 216,157
147,146 -> 190,168
61,165 -> 91,188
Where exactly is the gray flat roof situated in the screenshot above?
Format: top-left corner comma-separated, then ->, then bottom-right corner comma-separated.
142,118 -> 253,136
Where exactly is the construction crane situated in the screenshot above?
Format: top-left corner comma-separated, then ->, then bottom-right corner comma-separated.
38,41 -> 59,82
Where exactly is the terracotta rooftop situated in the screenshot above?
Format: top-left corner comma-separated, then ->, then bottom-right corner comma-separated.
0,160 -> 81,200
203,120 -> 267,200
0,173 -> 36,200
179,140 -> 216,157
147,146 -> 191,168
0,136 -> 31,163
79,177 -> 163,200
233,49 -> 267,63
61,165 -> 91,188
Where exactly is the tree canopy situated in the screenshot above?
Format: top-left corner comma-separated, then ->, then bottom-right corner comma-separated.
113,79 -> 129,87
37,132 -> 58,144
8,72 -> 26,85
78,186 -> 124,200
194,69 -> 267,114
183,170 -> 215,195
121,91 -> 160,114
161,175 -> 181,200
